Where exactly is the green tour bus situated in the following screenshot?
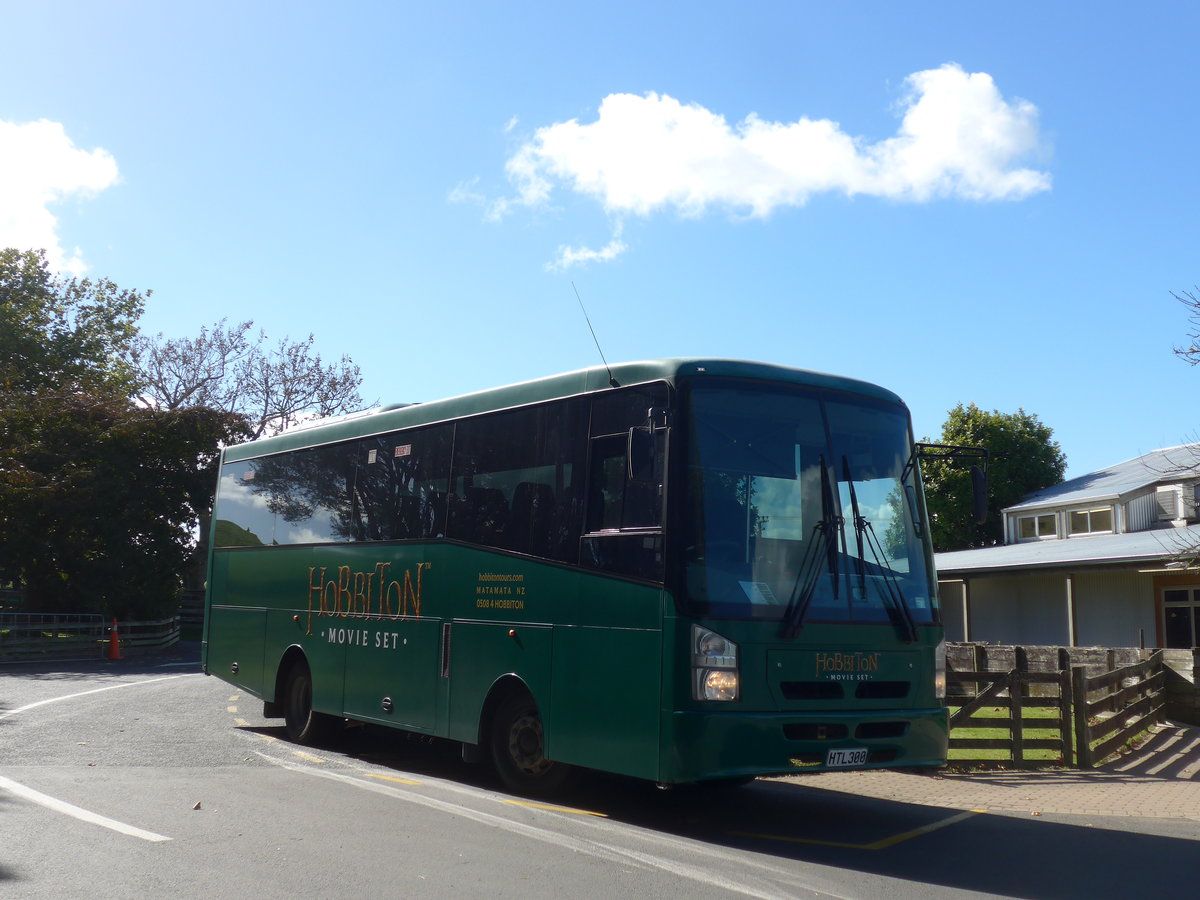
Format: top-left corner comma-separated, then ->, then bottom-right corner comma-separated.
202,358 -> 949,792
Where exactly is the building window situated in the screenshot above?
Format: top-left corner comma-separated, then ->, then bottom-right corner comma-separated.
1067,507 -> 1112,535
1163,588 -> 1200,649
1017,513 -> 1057,540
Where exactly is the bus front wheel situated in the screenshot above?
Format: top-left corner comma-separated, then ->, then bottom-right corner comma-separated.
489,692 -> 572,795
282,660 -> 339,746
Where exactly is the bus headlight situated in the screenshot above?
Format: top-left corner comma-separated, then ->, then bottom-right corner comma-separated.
934,638 -> 947,700
693,626 -> 738,701
700,669 -> 739,701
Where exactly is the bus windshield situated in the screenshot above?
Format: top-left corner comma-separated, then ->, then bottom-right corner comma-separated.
682,382 -> 937,631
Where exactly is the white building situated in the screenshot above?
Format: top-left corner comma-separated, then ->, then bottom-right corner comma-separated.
935,446 -> 1200,649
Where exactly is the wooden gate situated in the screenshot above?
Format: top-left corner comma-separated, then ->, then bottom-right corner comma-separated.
946,646 -> 1166,769
947,667 -> 1073,768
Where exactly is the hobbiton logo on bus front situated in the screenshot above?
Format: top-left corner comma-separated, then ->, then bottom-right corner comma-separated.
305,562 -> 431,639
815,651 -> 881,681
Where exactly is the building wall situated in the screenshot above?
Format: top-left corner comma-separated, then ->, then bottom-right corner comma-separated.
1127,492 -> 1157,532
938,569 -> 1157,648
1073,571 -> 1155,647
969,573 -> 1073,645
939,581 -> 967,642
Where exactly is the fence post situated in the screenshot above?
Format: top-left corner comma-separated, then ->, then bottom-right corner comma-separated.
1013,648 -> 1029,766
1009,669 -> 1025,765
1072,665 -> 1092,769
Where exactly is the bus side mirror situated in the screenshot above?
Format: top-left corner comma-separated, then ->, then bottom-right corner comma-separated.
627,426 -> 654,482
971,465 -> 988,525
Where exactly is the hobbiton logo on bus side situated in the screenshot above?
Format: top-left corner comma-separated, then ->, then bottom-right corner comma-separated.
815,651 -> 881,681
305,562 -> 431,636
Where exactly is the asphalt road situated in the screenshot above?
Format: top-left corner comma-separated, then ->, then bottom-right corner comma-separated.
1,651 -> 1197,899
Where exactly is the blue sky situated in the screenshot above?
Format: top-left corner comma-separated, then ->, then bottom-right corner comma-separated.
2,1 -> 1198,479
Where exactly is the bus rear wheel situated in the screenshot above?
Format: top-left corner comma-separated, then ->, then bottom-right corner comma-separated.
282,660 -> 339,745
489,691 -> 572,795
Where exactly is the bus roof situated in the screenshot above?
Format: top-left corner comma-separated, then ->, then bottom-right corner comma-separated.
222,358 -> 907,462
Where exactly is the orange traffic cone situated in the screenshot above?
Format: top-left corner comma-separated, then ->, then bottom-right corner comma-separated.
108,618 -> 122,660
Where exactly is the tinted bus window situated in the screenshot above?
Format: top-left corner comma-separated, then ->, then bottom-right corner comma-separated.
580,383 -> 669,582
214,444 -> 358,546
448,398 -> 587,562
356,424 -> 452,541
591,384 -> 667,436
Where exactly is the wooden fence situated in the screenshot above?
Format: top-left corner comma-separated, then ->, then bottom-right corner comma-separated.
0,614 -> 180,662
1072,651 -> 1165,767
947,644 -> 1165,768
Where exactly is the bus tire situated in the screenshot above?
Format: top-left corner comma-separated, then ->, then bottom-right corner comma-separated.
282,660 -> 339,746
489,691 -> 572,795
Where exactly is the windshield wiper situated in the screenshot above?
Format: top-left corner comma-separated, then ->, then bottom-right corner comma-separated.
841,455 -> 919,643
780,456 -> 841,639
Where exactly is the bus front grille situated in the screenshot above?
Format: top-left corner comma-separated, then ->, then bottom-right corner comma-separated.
780,681 -> 844,700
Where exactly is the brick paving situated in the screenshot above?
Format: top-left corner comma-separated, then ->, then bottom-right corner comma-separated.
771,723 -> 1200,821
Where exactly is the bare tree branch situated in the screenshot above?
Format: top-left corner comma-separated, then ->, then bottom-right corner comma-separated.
1172,288 -> 1200,366
133,321 -> 365,437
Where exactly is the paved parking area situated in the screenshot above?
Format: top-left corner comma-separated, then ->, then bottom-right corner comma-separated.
778,723 -> 1200,820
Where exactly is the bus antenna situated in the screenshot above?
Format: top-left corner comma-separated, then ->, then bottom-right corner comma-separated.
572,281 -> 618,387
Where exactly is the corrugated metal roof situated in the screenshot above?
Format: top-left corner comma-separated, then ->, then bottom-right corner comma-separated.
935,524 -> 1200,576
1005,444 -> 1200,512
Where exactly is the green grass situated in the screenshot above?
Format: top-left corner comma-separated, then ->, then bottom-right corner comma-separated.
948,705 -> 1068,763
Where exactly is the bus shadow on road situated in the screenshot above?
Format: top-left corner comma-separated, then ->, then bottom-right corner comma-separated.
254,723 -> 1197,900
563,775 -> 1196,899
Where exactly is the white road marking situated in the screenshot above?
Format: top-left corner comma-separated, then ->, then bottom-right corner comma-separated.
0,674 -> 199,841
255,750 -> 836,900
0,674 -> 197,721
0,774 -> 171,842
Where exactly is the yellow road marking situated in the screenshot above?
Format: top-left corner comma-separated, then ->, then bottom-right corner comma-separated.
366,774 -> 421,786
501,799 -> 608,817
226,706 -> 238,713
734,808 -> 983,849
291,751 -> 326,764
234,717 -> 250,728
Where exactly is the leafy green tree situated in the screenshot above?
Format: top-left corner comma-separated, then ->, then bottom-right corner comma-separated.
1,248 -> 366,615
921,403 -> 1066,552
0,248 -> 146,394
0,385 -> 246,615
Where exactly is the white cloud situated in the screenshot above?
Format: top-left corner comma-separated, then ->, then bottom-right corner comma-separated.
0,118 -> 120,275
546,225 -> 628,271
488,64 -> 1049,267
448,177 -> 486,207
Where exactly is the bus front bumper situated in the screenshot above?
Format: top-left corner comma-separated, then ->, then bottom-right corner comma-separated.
661,706 -> 949,784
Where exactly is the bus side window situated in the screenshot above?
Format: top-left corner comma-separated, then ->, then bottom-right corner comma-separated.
581,435 -> 665,582
586,436 -> 661,531
447,397 -> 587,562
588,442 -> 626,531
357,424 -> 451,542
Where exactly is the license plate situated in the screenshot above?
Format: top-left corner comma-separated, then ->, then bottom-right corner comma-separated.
825,747 -> 869,768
